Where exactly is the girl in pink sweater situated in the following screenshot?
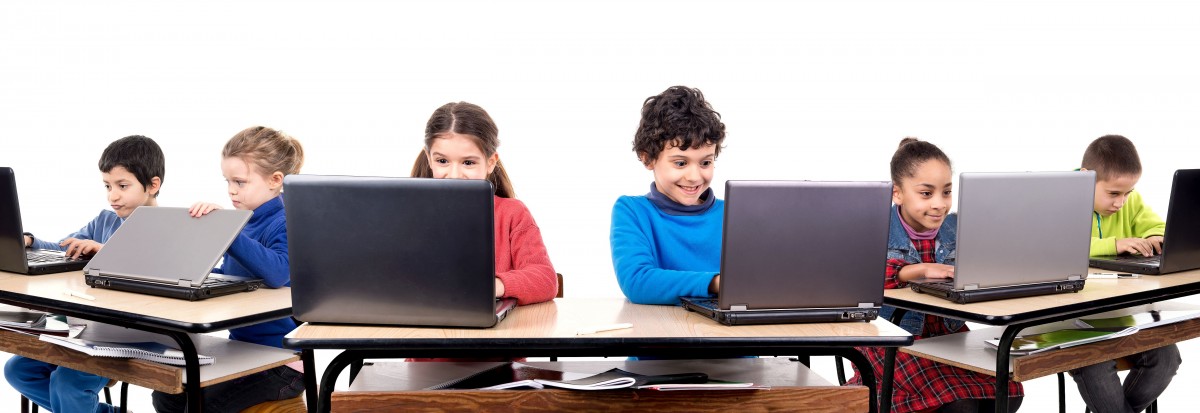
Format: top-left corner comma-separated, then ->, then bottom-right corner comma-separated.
410,101 -> 558,305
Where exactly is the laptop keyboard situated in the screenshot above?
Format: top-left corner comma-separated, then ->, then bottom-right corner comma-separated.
26,250 -> 70,264
914,280 -> 954,293
1113,255 -> 1162,265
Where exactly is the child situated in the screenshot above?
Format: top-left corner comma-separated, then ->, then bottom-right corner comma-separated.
849,138 -> 1023,413
610,85 -> 726,305
154,126 -> 305,412
410,101 -> 558,305
1071,134 -> 1180,413
5,135 -> 164,413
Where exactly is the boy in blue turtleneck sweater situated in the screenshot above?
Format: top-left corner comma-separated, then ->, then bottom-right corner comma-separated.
611,86 -> 728,305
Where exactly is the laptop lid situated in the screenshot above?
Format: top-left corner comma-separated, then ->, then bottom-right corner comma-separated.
718,180 -> 890,311
953,171 -> 1094,290
284,175 -> 499,328
1159,169 -> 1200,274
83,207 -> 251,287
0,167 -> 30,273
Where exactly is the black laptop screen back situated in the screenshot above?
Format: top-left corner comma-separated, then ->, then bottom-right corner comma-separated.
0,168 -> 29,273
1161,169 -> 1200,273
285,175 -> 498,327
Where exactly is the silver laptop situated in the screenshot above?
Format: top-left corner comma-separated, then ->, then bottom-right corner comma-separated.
1090,169 -> 1200,275
285,175 -> 516,328
83,207 -> 264,301
910,171 -> 1094,303
681,180 -> 891,325
0,167 -> 89,275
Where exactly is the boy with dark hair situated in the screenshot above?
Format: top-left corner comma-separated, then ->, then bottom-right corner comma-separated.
7,134 -> 165,413
610,85 -> 727,305
1072,134 -> 1180,413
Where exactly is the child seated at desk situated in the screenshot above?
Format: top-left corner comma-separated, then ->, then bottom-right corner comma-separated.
160,126 -> 305,412
5,135 -> 165,413
849,138 -> 1024,413
1071,134 -> 1180,413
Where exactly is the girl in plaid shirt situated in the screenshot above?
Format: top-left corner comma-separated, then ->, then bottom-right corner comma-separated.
849,138 -> 1023,412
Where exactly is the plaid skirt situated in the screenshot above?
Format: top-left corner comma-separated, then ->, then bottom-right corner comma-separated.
848,346 -> 1024,413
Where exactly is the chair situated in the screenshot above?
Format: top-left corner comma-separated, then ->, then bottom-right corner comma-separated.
1058,357 -> 1159,413
21,379 -> 128,413
550,273 -> 564,363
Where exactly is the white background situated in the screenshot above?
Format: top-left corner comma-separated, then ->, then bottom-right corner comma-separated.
2,1 -> 1199,411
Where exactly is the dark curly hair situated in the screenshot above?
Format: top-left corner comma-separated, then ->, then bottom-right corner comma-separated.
98,135 -> 166,198
633,86 -> 726,165
891,137 -> 952,184
1081,134 -> 1141,181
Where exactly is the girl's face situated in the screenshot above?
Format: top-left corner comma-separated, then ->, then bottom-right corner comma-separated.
892,160 -> 953,233
103,165 -> 160,218
221,156 -> 283,211
427,133 -> 498,181
646,142 -> 716,206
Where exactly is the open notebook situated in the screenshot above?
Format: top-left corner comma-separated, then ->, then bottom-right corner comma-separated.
38,335 -> 213,366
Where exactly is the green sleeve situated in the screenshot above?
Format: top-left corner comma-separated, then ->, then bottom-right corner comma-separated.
1090,237 -> 1117,257
1128,192 -> 1166,238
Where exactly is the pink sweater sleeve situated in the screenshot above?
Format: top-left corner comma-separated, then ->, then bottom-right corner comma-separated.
494,199 -> 559,305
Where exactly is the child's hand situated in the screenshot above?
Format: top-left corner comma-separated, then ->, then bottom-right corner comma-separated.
23,234 -> 31,247
189,202 -> 223,217
494,277 -> 505,298
1146,236 -> 1164,254
59,238 -> 101,259
1117,237 -> 1160,257
922,263 -> 955,279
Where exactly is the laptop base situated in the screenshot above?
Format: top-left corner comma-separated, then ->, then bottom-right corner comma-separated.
84,274 -> 264,301
680,297 -> 878,326
909,279 -> 1086,304
1089,256 -> 1162,275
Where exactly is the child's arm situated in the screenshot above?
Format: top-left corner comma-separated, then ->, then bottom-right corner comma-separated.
28,211 -> 106,251
495,219 -> 558,305
223,220 -> 290,288
611,200 -> 716,305
1128,192 -> 1166,238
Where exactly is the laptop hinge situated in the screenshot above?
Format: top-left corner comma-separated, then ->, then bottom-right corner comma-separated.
1068,274 -> 1083,281
731,305 -> 748,311
858,303 -> 874,308
178,279 -> 192,287
963,284 -> 980,290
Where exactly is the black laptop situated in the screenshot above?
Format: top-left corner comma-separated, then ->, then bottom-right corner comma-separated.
0,167 -> 89,275
83,207 -> 264,301
284,175 -> 516,328
680,180 -> 891,326
1090,169 -> 1200,275
909,172 -> 1094,304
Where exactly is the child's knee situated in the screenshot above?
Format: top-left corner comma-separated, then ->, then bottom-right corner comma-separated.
3,356 -> 51,383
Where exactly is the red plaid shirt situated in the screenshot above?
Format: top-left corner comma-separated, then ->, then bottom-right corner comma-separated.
850,238 -> 1023,412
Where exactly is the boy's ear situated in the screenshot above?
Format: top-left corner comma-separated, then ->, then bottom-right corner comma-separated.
147,177 -> 162,197
639,153 -> 654,170
891,184 -> 903,205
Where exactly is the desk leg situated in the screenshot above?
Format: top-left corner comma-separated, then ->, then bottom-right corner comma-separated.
349,359 -> 364,385
835,348 -> 879,413
880,347 -> 897,413
167,331 -> 202,413
994,325 -> 1023,413
317,350 -> 359,413
302,349 -> 318,413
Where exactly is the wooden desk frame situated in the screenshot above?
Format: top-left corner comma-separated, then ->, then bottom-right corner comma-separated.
884,269 -> 1200,413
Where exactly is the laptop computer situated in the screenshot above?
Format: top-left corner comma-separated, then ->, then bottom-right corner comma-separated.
0,167 -> 90,275
285,175 -> 516,328
909,171 -> 1095,304
83,207 -> 265,301
680,180 -> 891,326
1090,169 -> 1200,275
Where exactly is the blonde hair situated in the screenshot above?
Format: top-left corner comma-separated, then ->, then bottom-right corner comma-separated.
222,126 -> 304,177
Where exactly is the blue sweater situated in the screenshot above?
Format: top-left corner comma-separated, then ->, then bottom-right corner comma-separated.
219,196 -> 297,348
29,210 -> 124,250
610,185 -> 724,305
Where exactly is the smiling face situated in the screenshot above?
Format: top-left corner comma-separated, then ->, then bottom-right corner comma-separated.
102,166 -> 159,218
892,159 -> 953,233
221,156 -> 283,211
1093,173 -> 1140,217
426,133 -> 499,181
645,142 -> 716,206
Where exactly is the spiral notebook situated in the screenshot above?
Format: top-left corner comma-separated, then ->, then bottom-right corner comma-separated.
38,335 -> 213,366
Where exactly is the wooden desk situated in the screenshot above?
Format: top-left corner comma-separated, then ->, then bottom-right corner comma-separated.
340,358 -> 866,412
285,297 -> 914,413
0,271 -> 294,412
884,268 -> 1200,412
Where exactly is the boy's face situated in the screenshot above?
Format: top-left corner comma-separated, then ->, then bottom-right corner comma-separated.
103,166 -> 159,218
426,133 -> 498,181
1094,173 -> 1140,217
645,142 -> 716,206
221,156 -> 283,211
891,160 -> 953,233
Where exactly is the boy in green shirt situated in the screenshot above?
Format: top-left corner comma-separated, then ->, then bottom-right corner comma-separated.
1071,134 -> 1179,413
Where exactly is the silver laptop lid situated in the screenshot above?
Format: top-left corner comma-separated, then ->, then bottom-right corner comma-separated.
0,167 -> 30,273
954,171 -> 1094,290
719,180 -> 890,311
83,207 -> 251,287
